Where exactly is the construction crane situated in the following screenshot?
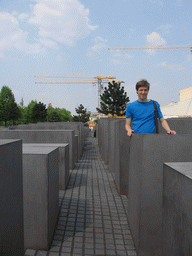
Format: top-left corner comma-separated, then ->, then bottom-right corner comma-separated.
35,80 -> 96,84
108,44 -> 192,51
34,74 -> 116,108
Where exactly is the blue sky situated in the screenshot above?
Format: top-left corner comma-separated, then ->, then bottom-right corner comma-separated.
0,0 -> 192,115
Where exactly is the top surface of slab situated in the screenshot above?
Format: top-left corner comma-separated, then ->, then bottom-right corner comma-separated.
13,129 -> 74,132
23,146 -> 58,155
165,162 -> 192,179
0,139 -> 21,145
23,143 -> 69,147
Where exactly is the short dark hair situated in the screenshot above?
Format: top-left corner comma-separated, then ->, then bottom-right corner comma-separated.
136,79 -> 150,91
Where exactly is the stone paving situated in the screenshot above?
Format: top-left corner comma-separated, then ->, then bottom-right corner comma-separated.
25,133 -> 137,256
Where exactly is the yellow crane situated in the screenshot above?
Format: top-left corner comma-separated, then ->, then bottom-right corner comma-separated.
108,44 -> 192,51
34,74 -> 116,108
35,80 -> 97,84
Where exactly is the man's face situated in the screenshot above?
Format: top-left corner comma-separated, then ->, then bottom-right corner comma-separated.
137,86 -> 149,102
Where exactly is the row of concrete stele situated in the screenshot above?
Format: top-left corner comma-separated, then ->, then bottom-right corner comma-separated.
98,118 -> 192,256
0,122 -> 89,255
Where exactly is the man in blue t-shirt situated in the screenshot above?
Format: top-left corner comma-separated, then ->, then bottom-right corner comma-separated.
125,79 -> 176,137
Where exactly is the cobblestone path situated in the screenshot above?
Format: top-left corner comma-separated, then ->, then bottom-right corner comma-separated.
25,133 -> 137,256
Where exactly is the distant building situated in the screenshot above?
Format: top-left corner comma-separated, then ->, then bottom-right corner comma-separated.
89,112 -> 106,121
180,87 -> 192,101
161,87 -> 192,118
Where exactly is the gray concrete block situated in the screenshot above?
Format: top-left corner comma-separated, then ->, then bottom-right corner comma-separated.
116,119 -> 130,195
163,162 -> 192,256
23,143 -> 69,190
13,122 -> 86,159
0,130 -> 76,169
0,139 -> 24,255
23,146 -> 59,250
108,119 -> 123,174
159,118 -> 192,134
127,134 -> 192,256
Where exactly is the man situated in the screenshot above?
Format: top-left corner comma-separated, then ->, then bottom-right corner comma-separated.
125,79 -> 176,137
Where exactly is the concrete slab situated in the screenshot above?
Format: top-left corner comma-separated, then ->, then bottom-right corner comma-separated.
23,143 -> 69,190
0,139 -> 24,255
163,162 -> 192,256
23,146 -> 59,250
12,122 -> 86,159
127,134 -> 192,256
159,118 -> 192,134
0,130 -> 76,169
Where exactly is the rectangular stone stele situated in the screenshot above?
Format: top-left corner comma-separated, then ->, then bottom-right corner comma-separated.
0,139 -> 24,255
0,130 -> 76,170
163,162 -> 192,256
23,143 -> 69,190
127,134 -> 192,256
23,146 -> 59,250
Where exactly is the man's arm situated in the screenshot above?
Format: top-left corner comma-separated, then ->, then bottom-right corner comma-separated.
125,117 -> 134,137
160,117 -> 176,134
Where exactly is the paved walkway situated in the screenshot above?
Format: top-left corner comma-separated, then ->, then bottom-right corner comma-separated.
25,133 -> 137,256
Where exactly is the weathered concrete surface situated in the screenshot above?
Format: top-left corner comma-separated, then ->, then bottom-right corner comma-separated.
23,146 -> 59,250
23,143 -> 69,190
117,120 -> 130,195
127,134 -> 192,256
98,118 -> 129,195
11,122 -> 86,159
108,119 -> 123,175
163,162 -> 192,256
159,118 -> 192,134
0,139 -> 24,255
0,130 -> 76,169
98,118 -> 110,164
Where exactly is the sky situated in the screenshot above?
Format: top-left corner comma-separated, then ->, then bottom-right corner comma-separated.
0,0 -> 192,115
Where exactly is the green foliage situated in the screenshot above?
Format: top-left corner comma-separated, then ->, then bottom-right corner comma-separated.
48,111 -> 61,122
93,118 -> 99,124
73,104 -> 90,123
0,86 -> 18,126
0,85 -> 73,125
47,105 -> 72,122
7,101 -> 21,125
96,81 -> 130,117
23,100 -> 37,123
32,101 -> 47,123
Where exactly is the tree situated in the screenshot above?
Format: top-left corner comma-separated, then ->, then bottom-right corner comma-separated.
0,86 -> 17,126
47,105 -> 72,122
7,101 -> 20,126
32,101 -> 47,122
23,100 -> 37,124
73,104 -> 90,123
19,97 -> 24,108
96,80 -> 130,117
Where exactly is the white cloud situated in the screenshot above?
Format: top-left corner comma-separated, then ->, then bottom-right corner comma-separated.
18,13 -> 29,20
29,0 -> 98,45
146,31 -> 166,54
39,38 -> 59,49
87,36 -> 107,57
0,12 -> 44,57
146,31 -> 166,45
111,49 -> 134,65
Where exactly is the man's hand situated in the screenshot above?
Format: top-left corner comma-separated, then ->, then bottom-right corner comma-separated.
125,117 -> 134,137
167,130 -> 177,135
127,129 -> 134,137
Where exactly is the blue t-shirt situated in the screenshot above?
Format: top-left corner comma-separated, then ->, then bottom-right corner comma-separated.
125,100 -> 163,134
